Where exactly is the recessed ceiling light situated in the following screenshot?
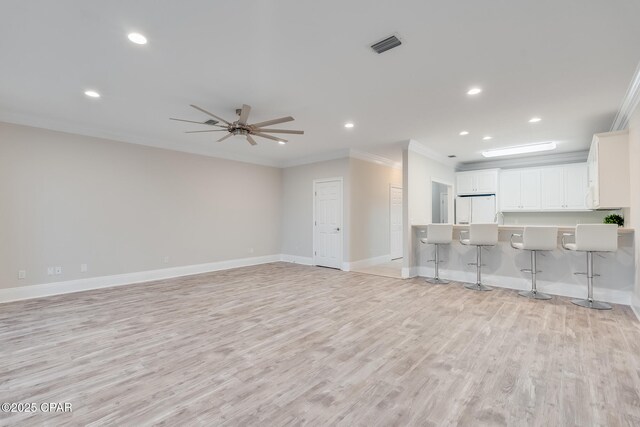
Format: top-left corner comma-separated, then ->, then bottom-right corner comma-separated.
344,122 -> 354,128
84,90 -> 100,98
529,117 -> 542,123
278,140 -> 286,145
482,141 -> 557,158
459,131 -> 469,136
127,32 -> 147,45
467,87 -> 482,95
482,136 -> 492,140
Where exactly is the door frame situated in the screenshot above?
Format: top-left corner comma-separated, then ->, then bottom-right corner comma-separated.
389,184 -> 403,260
312,177 -> 344,269
431,177 -> 455,224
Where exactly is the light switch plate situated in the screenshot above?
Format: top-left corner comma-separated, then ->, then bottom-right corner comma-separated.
18,270 -> 26,279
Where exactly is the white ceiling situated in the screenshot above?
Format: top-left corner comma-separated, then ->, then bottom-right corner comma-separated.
1,0 -> 639,167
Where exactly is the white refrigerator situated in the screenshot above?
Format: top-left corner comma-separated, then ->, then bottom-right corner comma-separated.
455,195 -> 496,224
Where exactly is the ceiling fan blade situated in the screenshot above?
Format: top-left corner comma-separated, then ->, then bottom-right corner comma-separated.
238,104 -> 252,125
170,118 -> 208,125
252,128 -> 304,135
217,133 -> 234,143
253,132 -> 288,143
190,104 -> 232,125
246,135 -> 258,146
185,129 -> 227,133
250,116 -> 294,128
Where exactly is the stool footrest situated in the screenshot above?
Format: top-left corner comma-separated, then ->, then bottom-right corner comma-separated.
467,263 -> 487,267
521,269 -> 542,273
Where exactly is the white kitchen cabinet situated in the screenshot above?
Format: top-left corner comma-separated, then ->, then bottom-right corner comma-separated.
541,167 -> 564,210
563,164 -> 588,210
587,131 -> 630,209
541,164 -> 588,211
499,168 -> 541,211
456,169 -> 498,195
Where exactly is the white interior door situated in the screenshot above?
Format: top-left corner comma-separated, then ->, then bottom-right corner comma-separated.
390,186 -> 403,260
314,179 -> 343,269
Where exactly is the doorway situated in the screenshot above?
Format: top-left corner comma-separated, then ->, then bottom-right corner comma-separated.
313,178 -> 343,269
432,180 -> 453,223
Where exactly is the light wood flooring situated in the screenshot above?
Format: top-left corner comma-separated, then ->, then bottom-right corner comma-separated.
351,258 -> 403,279
1,262 -> 640,426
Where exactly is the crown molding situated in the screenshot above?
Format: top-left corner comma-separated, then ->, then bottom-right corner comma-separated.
611,61 -> 640,131
280,148 -> 401,170
0,111 -> 283,168
456,150 -> 589,171
279,149 -> 351,168
348,149 -> 402,169
407,140 -> 457,168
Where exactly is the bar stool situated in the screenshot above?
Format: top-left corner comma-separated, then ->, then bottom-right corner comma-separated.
460,224 -> 499,291
510,226 -> 558,300
561,224 -> 618,310
420,224 -> 453,284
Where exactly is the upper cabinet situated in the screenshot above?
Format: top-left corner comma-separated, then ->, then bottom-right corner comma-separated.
587,131 -> 630,209
498,163 -> 589,212
499,168 -> 541,211
541,163 -> 588,211
455,169 -> 498,195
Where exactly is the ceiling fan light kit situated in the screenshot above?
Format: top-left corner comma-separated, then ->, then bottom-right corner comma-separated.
170,104 -> 304,146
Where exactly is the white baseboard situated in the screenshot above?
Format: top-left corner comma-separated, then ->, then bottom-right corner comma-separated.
416,267 -> 631,305
631,293 -> 640,322
343,254 -> 391,272
402,266 -> 417,279
0,254 -> 282,304
280,254 -> 314,266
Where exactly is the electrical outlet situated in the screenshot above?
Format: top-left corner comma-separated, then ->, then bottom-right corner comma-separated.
80,264 -> 88,273
163,256 -> 170,264
47,267 -> 55,276
55,266 -> 62,275
18,270 -> 26,279
248,247 -> 254,254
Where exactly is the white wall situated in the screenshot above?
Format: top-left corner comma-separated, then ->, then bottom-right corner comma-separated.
627,105 -> 640,315
0,122 -> 283,289
349,158 -> 402,262
280,158 -> 350,261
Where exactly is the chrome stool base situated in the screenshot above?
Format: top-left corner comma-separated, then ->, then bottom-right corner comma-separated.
464,283 -> 492,292
571,298 -> 612,310
518,290 -> 552,300
425,277 -> 450,285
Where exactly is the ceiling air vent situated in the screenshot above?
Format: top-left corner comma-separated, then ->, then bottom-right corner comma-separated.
371,35 -> 402,54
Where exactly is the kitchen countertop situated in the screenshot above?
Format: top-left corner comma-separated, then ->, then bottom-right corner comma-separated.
412,224 -> 634,234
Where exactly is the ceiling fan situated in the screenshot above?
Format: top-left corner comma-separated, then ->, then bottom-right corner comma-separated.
170,104 -> 304,145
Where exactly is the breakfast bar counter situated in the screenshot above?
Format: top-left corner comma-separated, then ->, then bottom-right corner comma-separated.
411,224 -> 634,304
